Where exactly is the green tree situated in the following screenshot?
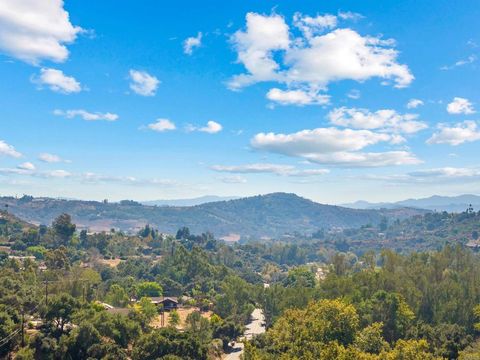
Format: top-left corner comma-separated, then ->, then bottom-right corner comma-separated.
169,309 -> 180,327
105,284 -> 129,307
52,213 -> 76,246
132,328 -> 207,360
45,293 -> 80,333
138,297 -> 158,321
136,281 -> 163,298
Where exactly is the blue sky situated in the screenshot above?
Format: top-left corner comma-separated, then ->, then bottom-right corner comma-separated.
0,0 -> 479,203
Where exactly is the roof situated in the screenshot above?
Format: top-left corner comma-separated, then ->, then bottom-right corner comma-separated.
149,296 -> 178,304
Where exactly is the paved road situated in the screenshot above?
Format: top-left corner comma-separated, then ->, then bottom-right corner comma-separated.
224,308 -> 265,360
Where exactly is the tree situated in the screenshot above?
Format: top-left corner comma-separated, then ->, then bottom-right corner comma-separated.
0,311 -> 16,356
44,246 -> 70,270
45,293 -> 80,333
185,311 -> 212,343
175,227 -> 190,240
136,281 -> 163,298
58,322 -> 102,360
354,322 -> 388,354
105,284 -> 129,307
138,297 -> 158,321
52,213 -> 76,245
283,266 -> 316,288
132,328 -> 207,360
169,310 -> 180,327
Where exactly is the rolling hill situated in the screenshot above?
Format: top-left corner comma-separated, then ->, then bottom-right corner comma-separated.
0,193 -> 426,239
343,194 -> 480,213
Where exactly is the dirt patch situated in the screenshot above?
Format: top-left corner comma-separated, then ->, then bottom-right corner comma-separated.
151,307 -> 212,329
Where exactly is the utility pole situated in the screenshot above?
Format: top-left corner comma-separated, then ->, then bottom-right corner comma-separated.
44,280 -> 48,306
21,310 -> 25,347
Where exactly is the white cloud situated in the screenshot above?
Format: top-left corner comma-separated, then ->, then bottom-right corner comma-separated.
406,98 -> 423,109
251,127 -> 421,167
440,55 -> 477,70
0,140 -> 22,158
0,0 -> 83,64
327,107 -> 427,134
409,167 -> 480,179
427,121 -> 480,146
218,175 -> 247,184
347,89 -> 360,99
81,172 -> 177,186
293,12 -> 337,39
266,88 -> 330,106
46,169 -> 71,178
33,68 -> 81,93
147,118 -> 176,132
128,70 -> 160,96
304,151 -> 421,167
211,163 -> 329,176
338,11 -> 364,21
284,28 -> 412,89
183,32 -> 202,55
228,12 -> 290,90
54,109 -> 119,121
446,97 -> 475,114
38,152 -> 62,163
228,12 -> 413,98
17,162 -> 35,170
187,120 -> 223,134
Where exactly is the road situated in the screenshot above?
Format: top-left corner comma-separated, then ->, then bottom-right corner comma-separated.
224,308 -> 265,360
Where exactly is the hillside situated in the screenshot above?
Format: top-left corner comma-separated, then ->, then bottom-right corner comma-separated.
0,193 -> 426,239
142,195 -> 239,207
343,194 -> 480,212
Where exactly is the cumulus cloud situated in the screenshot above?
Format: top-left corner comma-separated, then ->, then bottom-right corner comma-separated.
38,152 -> 63,163
32,68 -> 81,93
228,12 -> 413,102
0,140 -> 22,158
17,162 -> 35,170
54,109 -> 119,121
147,119 -> 176,132
228,12 -> 290,90
327,107 -> 428,134
446,97 -> 475,114
266,88 -> 330,106
0,0 -> 83,64
183,32 -> 202,55
251,127 -> 421,167
427,121 -> 480,145
211,163 -> 329,176
406,99 -> 423,109
187,120 -> 223,134
293,12 -> 337,38
129,70 -> 160,96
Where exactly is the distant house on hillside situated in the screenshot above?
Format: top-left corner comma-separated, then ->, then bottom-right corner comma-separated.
149,296 -> 178,311
466,240 -> 480,251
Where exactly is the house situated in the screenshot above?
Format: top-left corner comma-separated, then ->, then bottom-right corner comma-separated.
149,296 -> 179,311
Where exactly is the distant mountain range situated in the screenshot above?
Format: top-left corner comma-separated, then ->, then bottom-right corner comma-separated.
142,195 -> 239,207
0,193 -> 426,239
342,194 -> 480,213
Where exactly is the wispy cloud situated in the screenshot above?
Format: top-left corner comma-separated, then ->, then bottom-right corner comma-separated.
183,32 -> 203,55
54,109 -> 119,121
